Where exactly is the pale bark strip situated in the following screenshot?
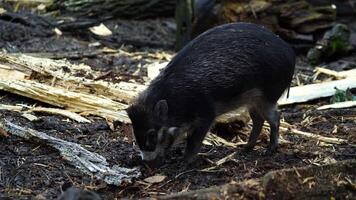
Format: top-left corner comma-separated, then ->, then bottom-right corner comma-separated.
30,107 -> 91,123
0,119 -> 141,186
278,78 -> 356,105
317,101 -> 356,110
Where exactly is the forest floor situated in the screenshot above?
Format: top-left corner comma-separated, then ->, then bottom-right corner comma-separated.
0,17 -> 355,199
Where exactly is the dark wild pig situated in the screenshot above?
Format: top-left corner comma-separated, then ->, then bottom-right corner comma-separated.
127,22 -> 295,167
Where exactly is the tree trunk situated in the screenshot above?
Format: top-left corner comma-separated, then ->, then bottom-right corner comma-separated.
175,0 -> 194,51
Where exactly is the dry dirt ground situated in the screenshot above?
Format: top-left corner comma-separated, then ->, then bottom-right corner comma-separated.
0,17 -> 355,199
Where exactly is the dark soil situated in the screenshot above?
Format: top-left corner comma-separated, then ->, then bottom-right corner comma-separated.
0,15 -> 355,200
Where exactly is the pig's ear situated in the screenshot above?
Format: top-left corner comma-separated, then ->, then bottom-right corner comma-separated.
154,100 -> 168,122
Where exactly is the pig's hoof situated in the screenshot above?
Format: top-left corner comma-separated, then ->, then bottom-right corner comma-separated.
264,146 -> 278,156
243,144 -> 254,153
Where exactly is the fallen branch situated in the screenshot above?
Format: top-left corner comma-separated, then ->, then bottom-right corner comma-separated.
317,101 -> 356,110
0,119 -> 141,186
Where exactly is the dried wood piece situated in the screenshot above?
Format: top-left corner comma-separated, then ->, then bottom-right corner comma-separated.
314,67 -> 346,80
314,67 -> 356,80
0,79 -> 130,123
0,65 -> 27,80
317,101 -> 356,110
0,104 -> 23,112
278,78 -> 356,105
0,119 -> 141,186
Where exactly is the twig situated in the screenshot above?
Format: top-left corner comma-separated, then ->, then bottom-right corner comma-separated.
313,67 -> 347,80
200,152 -> 238,172
159,169 -> 196,188
280,124 -> 347,144
0,119 -> 141,185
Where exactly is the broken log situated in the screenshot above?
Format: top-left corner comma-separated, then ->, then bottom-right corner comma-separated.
0,119 -> 141,186
0,79 -> 130,123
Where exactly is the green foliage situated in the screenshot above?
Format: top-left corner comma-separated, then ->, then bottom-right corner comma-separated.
330,87 -> 355,103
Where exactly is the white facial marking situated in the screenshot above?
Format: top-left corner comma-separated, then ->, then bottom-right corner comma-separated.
167,127 -> 177,134
140,150 -> 160,161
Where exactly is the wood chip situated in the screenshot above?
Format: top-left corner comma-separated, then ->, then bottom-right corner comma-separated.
89,23 -> 112,36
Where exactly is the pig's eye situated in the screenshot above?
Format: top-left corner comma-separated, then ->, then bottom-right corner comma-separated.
145,129 -> 157,150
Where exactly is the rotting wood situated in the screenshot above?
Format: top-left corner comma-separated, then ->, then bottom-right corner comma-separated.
317,101 -> 356,110
0,53 -> 142,104
0,79 -> 130,123
156,160 -> 356,200
0,119 -> 141,186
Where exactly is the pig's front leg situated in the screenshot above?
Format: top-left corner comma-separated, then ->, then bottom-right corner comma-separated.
183,113 -> 215,163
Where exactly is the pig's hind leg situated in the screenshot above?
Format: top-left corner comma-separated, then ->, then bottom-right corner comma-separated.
259,103 -> 280,155
244,108 -> 264,152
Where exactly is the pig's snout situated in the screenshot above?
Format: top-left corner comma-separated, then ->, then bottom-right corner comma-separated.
144,157 -> 164,168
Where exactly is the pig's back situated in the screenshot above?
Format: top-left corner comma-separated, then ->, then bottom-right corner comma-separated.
155,23 -> 295,103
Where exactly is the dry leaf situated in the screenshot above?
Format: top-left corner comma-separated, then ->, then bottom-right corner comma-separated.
22,113 -> 38,121
0,127 -> 9,137
144,174 -> 167,184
